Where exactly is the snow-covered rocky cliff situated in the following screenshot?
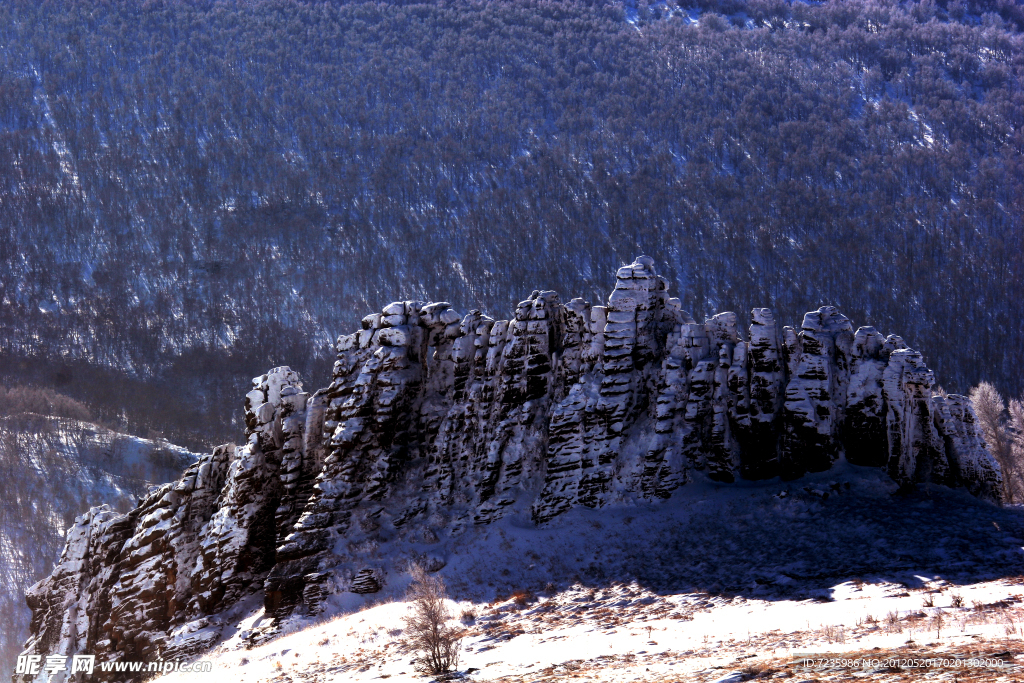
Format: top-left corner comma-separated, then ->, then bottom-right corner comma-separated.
0,415 -> 199,677
15,257 -> 1002,680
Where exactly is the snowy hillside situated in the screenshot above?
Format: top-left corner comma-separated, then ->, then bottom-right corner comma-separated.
149,469 -> 1024,682
155,578 -> 1024,682
0,413 -> 201,675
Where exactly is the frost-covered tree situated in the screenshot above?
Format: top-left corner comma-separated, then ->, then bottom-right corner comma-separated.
1010,399 -> 1024,499
401,565 -> 463,676
970,382 -> 1020,502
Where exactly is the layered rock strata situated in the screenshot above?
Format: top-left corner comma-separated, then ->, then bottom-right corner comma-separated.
17,257 -> 1002,681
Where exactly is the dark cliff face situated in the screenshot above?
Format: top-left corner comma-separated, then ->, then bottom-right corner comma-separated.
16,257 -> 1002,679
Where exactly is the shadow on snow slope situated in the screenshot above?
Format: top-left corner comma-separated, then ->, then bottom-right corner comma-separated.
423,462 -> 1024,607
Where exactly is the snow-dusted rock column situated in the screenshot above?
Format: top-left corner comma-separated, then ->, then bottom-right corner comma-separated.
843,327 -> 890,467
534,257 -> 668,521
16,444 -> 233,681
881,350 -> 950,488
19,507 -> 128,681
933,394 -> 1003,501
739,308 -> 784,478
778,307 -> 853,479
192,368 -> 303,613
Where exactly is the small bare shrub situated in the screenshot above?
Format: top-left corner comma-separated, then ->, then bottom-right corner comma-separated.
742,661 -> 775,678
460,609 -> 477,624
512,590 -> 534,607
922,593 -> 935,607
886,611 -> 902,633
820,624 -> 845,644
972,600 -> 985,613
951,594 -> 964,608
402,565 -> 463,677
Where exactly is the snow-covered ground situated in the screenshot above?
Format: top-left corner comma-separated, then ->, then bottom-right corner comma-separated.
154,575 -> 1024,682
154,464 -> 1024,682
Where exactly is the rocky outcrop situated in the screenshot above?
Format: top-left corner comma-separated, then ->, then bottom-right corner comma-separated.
777,308 -> 853,479
20,445 -> 232,680
933,393 -> 1003,499
16,257 -> 1003,680
742,308 -> 784,478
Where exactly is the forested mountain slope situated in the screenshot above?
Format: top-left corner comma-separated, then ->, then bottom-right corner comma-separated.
0,0 -> 1021,447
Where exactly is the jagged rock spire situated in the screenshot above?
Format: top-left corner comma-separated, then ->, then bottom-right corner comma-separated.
16,257 -> 1003,680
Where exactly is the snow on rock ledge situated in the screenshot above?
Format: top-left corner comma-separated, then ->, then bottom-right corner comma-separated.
15,257 -> 1002,681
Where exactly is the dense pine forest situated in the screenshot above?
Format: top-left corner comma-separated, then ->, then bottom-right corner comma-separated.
0,0 -> 1021,449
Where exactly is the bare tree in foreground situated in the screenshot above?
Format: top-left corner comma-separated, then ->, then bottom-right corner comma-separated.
1010,399 -> 1024,497
971,382 -> 1024,503
402,565 -> 463,677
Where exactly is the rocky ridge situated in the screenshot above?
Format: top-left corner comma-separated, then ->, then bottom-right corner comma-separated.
16,257 -> 1002,680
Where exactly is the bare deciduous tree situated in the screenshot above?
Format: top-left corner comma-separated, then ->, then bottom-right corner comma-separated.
401,565 -> 463,678
1010,399 -> 1024,492
971,383 -> 1022,502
